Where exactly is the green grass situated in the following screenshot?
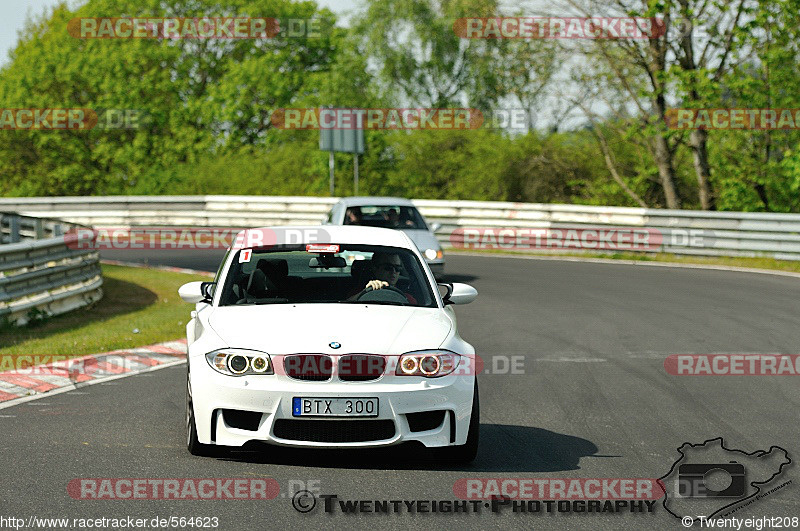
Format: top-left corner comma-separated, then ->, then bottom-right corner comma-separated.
0,264 -> 209,357
447,248 -> 800,273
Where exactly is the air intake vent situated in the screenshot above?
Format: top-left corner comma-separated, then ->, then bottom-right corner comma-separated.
222,409 -> 262,431
406,410 -> 447,432
273,419 -> 396,443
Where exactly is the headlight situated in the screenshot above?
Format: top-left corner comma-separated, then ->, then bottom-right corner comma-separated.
251,356 -> 270,373
396,350 -> 460,377
424,248 -> 439,261
205,349 -> 273,376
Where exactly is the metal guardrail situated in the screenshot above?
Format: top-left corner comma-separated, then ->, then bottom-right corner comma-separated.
0,213 -> 103,326
1,196 -> 800,260
0,212 -> 68,243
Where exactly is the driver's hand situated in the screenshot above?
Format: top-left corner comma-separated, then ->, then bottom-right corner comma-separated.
365,280 -> 389,291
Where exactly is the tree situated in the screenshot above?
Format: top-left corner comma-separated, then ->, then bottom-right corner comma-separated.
351,0 -> 508,109
0,0 -> 339,195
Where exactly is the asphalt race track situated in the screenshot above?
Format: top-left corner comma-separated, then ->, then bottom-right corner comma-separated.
2,252 -> 798,530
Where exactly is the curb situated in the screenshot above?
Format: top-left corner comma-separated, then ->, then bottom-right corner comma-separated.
0,262 -> 209,409
0,338 -> 188,409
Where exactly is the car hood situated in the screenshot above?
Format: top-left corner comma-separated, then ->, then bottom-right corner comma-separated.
207,304 -> 452,355
401,229 -> 441,254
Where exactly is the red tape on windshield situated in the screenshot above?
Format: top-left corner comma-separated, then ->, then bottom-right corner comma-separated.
306,244 -> 339,253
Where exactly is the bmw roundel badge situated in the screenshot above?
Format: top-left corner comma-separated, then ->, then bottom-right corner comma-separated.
329,341 -> 341,349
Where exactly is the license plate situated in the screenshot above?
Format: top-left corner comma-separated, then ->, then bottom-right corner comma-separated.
292,397 -> 379,417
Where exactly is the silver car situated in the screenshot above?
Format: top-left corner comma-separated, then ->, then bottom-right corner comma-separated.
324,197 -> 444,278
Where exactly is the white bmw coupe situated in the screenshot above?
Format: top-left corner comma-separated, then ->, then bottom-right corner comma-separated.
179,226 -> 479,463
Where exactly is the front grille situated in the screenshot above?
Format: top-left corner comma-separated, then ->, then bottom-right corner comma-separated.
284,355 -> 332,381
273,419 -> 396,443
222,409 -> 262,431
406,410 -> 447,432
338,355 -> 386,381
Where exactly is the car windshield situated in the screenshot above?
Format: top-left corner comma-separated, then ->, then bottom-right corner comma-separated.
343,205 -> 428,230
218,244 -> 436,308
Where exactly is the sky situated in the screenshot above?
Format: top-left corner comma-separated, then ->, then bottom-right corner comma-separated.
0,0 -> 360,66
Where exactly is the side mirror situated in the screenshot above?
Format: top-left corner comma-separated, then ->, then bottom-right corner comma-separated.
179,281 -> 215,303
430,222 -> 442,233
201,282 -> 215,301
439,282 -> 477,305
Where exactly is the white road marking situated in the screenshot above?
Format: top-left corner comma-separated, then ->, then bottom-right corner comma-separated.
534,357 -> 607,362
454,251 -> 800,279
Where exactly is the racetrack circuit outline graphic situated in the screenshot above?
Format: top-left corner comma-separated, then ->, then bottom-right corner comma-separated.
658,437 -> 791,523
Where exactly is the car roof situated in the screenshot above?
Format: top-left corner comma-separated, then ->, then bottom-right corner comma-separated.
232,225 -> 416,249
335,196 -> 416,207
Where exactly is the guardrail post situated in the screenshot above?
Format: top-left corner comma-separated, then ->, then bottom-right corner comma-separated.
0,216 -> 103,326
9,215 -> 20,243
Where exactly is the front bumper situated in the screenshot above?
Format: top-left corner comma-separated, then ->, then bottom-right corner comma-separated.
189,355 -> 474,449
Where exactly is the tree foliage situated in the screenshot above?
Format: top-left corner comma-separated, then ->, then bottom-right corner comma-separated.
0,0 -> 798,212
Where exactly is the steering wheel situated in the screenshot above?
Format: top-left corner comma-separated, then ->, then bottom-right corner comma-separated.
356,285 -> 409,304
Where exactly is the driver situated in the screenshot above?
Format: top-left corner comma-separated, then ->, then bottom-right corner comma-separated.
385,208 -> 400,227
351,252 -> 417,304
344,207 -> 362,225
